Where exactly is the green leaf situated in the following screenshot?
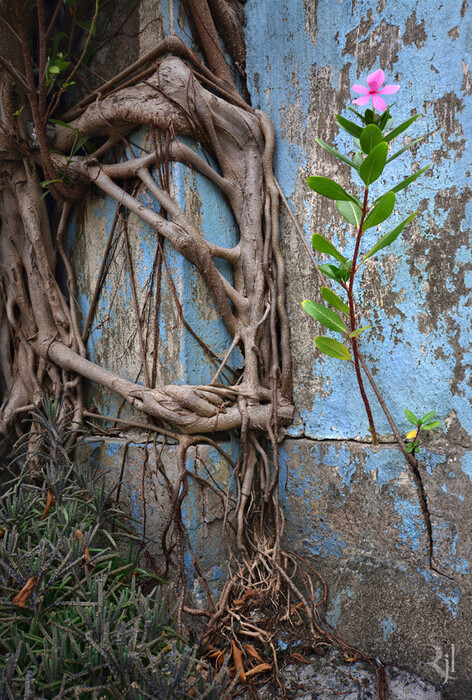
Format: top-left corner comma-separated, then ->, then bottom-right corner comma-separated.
362,192 -> 396,230
49,118 -> 76,130
420,421 -> 441,431
364,109 -> 374,124
335,114 -> 363,138
41,178 -> 63,187
353,151 -> 364,168
359,141 -> 388,186
348,106 -> 367,123
362,212 -> 418,261
360,124 -> 384,154
405,442 -> 414,453
349,325 -> 371,338
307,176 -> 359,203
311,233 -> 347,266
72,136 -> 89,155
384,114 -> 419,142
314,337 -> 352,361
317,263 -> 350,283
317,263 -> 341,282
320,286 -> 350,315
377,109 -> 393,131
302,301 -> 347,333
388,165 -> 431,195
386,136 -> 424,164
315,139 -> 356,168
336,200 -> 363,228
404,409 -> 419,425
419,410 -> 436,424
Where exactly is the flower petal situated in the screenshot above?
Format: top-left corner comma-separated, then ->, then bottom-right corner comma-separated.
367,68 -> 385,91
371,93 -> 387,112
352,84 -> 369,94
377,84 -> 400,94
353,94 -> 371,106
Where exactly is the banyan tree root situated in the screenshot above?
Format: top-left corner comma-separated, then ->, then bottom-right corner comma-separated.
0,4 -> 389,697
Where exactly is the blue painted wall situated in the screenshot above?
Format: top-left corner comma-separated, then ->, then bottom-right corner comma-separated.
245,0 -> 472,443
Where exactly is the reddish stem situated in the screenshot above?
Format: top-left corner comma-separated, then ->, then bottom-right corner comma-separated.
348,187 -> 378,444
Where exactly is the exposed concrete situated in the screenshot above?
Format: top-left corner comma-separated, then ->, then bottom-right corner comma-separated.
280,438 -> 472,698
258,647 -> 442,699
75,437 -> 238,603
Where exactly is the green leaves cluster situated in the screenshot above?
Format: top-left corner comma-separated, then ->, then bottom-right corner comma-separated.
404,409 -> 441,453
302,286 -> 372,361
303,101 -> 429,365
0,401 -> 230,700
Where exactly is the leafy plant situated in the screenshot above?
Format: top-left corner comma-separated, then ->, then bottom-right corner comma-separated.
404,409 -> 441,454
302,68 -> 432,445
302,70 -> 446,575
0,401 -> 231,699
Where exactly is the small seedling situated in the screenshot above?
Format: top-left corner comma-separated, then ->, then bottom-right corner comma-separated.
404,409 -> 441,454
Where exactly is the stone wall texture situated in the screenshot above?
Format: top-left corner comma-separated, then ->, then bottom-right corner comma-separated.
72,2 -> 472,697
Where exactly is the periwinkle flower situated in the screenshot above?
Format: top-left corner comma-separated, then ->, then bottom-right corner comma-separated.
352,69 -> 400,112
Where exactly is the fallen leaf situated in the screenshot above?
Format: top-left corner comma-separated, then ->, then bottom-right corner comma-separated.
40,489 -> 55,520
231,640 -> 246,683
75,530 -> 94,570
244,643 -> 264,663
291,652 -> 310,664
245,663 -> 272,678
344,651 -> 358,663
234,589 -> 257,606
13,576 -> 37,608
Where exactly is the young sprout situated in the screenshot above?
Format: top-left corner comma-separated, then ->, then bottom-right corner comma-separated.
404,409 -> 441,454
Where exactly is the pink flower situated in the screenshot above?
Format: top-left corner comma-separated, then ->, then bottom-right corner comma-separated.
352,69 -> 400,112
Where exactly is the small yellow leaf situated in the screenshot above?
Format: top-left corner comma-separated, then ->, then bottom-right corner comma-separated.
406,430 -> 417,439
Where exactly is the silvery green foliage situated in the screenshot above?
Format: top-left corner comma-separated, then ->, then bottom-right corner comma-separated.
0,401 -> 230,699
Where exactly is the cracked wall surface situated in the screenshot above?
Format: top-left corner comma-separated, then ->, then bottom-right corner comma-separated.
71,1 -> 472,697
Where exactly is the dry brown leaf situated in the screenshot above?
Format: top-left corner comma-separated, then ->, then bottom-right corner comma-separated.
344,652 -> 358,663
75,529 -> 95,570
0,528 -> 5,539
291,652 -> 311,664
40,489 -> 55,521
231,640 -> 246,683
187,677 -> 197,697
245,663 -> 272,678
244,643 -> 264,664
13,576 -> 37,608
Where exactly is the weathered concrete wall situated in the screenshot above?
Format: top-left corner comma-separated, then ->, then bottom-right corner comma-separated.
71,1 -> 472,697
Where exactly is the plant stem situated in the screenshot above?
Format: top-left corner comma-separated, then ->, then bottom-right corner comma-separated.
348,187 -> 378,444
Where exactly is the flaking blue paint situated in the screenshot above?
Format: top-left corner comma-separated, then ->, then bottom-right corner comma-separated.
393,494 -> 423,552
246,0 -> 472,443
460,452 -> 472,482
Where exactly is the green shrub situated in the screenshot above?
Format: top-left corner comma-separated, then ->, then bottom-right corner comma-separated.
0,401 -> 229,699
